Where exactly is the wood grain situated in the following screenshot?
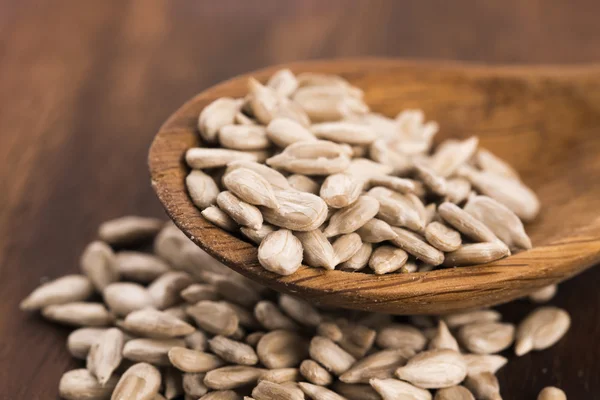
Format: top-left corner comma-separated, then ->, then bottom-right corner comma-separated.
150,59 -> 600,314
2,0 -> 600,398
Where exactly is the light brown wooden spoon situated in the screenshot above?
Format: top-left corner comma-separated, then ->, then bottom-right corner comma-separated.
149,59 -> 600,314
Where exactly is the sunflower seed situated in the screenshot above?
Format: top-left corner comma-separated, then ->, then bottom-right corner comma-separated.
147,271 -> 193,310
261,189 -> 328,231
529,285 -> 557,303
428,321 -> 459,352
163,305 -> 191,323
235,111 -> 257,125
204,366 -> 266,390
257,229 -> 303,276
187,301 -> 239,336
369,245 -> 408,274
368,187 -> 424,232
181,284 -> 219,303
340,348 -> 414,384
311,121 -> 377,145
376,324 -> 427,352
369,139 -> 414,175
475,149 -> 520,180
266,117 -> 317,148
168,347 -> 224,373
429,137 -> 479,178
368,175 -> 416,194
208,335 -> 258,365
395,349 -> 467,389
241,224 -> 277,245
299,359 -> 333,386
515,307 -> 570,356
443,310 -> 502,329
98,216 -> 162,247
87,328 -> 124,385
337,323 -> 376,358
444,178 -> 472,204
255,300 -> 300,331
185,331 -> 208,351
219,125 -> 270,150
345,158 -> 394,182
463,372 -> 501,400
370,378 -> 432,400
186,170 -> 220,210
332,233 -> 363,265
201,206 -> 239,232
20,274 -> 93,311
68,328 -> 109,360
247,77 -> 310,126
186,148 -> 258,169
309,336 -> 356,376
443,243 -> 510,267
463,354 -> 508,376
216,191 -> 263,230
356,218 -> 397,243
81,241 -> 120,291
122,308 -> 195,338
245,332 -> 265,347
267,69 -> 298,97
292,85 -> 368,122
295,229 -> 337,270
59,369 -> 118,400
298,382 -> 346,400
182,373 -> 208,397
112,363 -> 161,400
324,196 -> 380,237
259,368 -> 300,383
414,162 -> 448,196
390,227 -> 445,266
317,321 -> 344,342
287,174 -> 321,194
198,97 -> 243,144
42,302 -> 114,327
320,173 -> 362,209
123,338 -> 184,366
434,386 -> 475,400
199,390 -> 241,400
115,252 -> 170,283
296,72 -> 363,97
252,380 -> 303,400
278,294 -> 322,326
437,202 -> 500,245
222,167 -> 279,209
424,222 -> 462,252
537,387 -> 567,400
256,330 -> 308,369
103,282 -> 153,317
340,242 -> 373,272
464,195 -> 532,250
458,165 -> 540,221
267,140 -> 351,175
458,322 -> 515,354
333,382 -> 381,400
225,160 -> 290,191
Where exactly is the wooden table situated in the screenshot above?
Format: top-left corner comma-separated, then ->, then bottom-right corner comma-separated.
1,1 -> 599,398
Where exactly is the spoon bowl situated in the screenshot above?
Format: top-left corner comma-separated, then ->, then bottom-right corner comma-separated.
149,59 -> 600,314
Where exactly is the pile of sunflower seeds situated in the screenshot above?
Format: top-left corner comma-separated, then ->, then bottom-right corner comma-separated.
185,69 -> 540,276
22,217 -> 568,400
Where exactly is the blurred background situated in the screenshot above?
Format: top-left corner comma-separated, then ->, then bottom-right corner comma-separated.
2,1 -> 600,398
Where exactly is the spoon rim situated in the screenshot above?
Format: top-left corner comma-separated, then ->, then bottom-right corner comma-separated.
148,58 -> 600,314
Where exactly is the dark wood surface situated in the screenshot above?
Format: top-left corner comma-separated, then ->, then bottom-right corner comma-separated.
1,1 -> 599,398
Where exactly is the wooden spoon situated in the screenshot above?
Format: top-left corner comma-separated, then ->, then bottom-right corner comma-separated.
148,59 -> 600,314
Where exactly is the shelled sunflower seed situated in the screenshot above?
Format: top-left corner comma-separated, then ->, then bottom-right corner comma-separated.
185,68 -> 540,276
22,217 -> 570,399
